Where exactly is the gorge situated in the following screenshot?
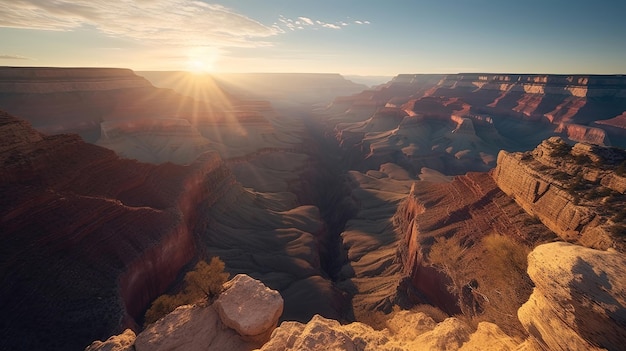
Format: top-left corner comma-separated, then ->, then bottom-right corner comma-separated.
1,68 -> 626,351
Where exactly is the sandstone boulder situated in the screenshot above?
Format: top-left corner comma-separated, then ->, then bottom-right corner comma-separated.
518,242 -> 626,351
84,329 -> 136,351
215,274 -> 284,343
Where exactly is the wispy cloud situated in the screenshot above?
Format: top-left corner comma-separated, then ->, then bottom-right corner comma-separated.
0,0 -> 280,48
0,54 -> 30,60
277,15 -> 370,31
322,23 -> 341,30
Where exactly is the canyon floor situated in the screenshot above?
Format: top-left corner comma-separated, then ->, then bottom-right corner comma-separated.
1,68 -> 626,350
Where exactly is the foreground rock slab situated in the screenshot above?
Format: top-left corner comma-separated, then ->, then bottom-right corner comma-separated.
135,304 -> 256,351
519,242 -> 626,351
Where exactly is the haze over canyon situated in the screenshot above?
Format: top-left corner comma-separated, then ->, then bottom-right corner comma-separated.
1,67 -> 626,351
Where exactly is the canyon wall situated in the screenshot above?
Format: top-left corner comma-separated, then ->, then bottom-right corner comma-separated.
329,73 -> 626,150
0,110 -> 236,351
493,137 -> 626,251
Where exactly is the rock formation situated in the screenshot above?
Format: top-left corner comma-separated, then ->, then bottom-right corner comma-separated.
518,242 -> 626,351
392,171 -> 555,332
493,137 -> 626,251
327,73 -> 626,158
87,274 -> 282,351
257,312 -> 520,351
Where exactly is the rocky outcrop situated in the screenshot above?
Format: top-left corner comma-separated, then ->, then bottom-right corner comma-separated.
0,110 -> 235,351
88,274 -> 282,351
493,137 -> 626,251
518,242 -> 626,351
215,274 -> 284,343
257,312 -> 519,351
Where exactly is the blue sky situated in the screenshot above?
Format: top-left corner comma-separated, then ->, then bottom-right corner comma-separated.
0,0 -> 624,75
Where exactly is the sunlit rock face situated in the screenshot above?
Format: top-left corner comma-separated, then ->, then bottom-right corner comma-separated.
493,137 -> 626,251
257,312 -> 520,351
519,242 -> 626,351
0,110 -> 235,351
328,73 -> 626,162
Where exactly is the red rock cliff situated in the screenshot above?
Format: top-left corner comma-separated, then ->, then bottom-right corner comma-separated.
0,110 -> 235,351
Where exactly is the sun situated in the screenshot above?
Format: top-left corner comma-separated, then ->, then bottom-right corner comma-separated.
185,47 -> 219,74
187,59 -> 210,74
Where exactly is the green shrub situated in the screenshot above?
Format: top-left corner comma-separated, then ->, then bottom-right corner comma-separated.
144,294 -> 182,326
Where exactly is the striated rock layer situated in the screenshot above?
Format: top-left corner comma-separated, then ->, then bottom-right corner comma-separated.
328,73 -> 626,158
493,137 -> 626,251
394,173 -> 553,335
0,110 -> 235,350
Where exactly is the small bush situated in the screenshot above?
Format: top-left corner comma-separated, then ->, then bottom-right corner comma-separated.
144,294 -> 182,326
144,257 -> 229,326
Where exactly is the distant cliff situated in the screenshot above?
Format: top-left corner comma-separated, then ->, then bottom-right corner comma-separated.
0,67 -> 215,141
329,73 -> 626,149
0,67 -> 152,93
0,110 -> 235,351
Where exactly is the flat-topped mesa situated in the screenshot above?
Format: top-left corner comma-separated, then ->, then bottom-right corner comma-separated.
0,110 -> 236,351
0,67 -> 152,93
448,73 -> 626,97
0,67 -> 219,141
493,137 -> 626,251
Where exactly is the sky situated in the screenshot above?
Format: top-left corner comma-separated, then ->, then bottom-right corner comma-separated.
0,0 -> 625,75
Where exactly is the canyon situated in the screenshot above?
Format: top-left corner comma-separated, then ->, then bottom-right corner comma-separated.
1,68 -> 625,350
